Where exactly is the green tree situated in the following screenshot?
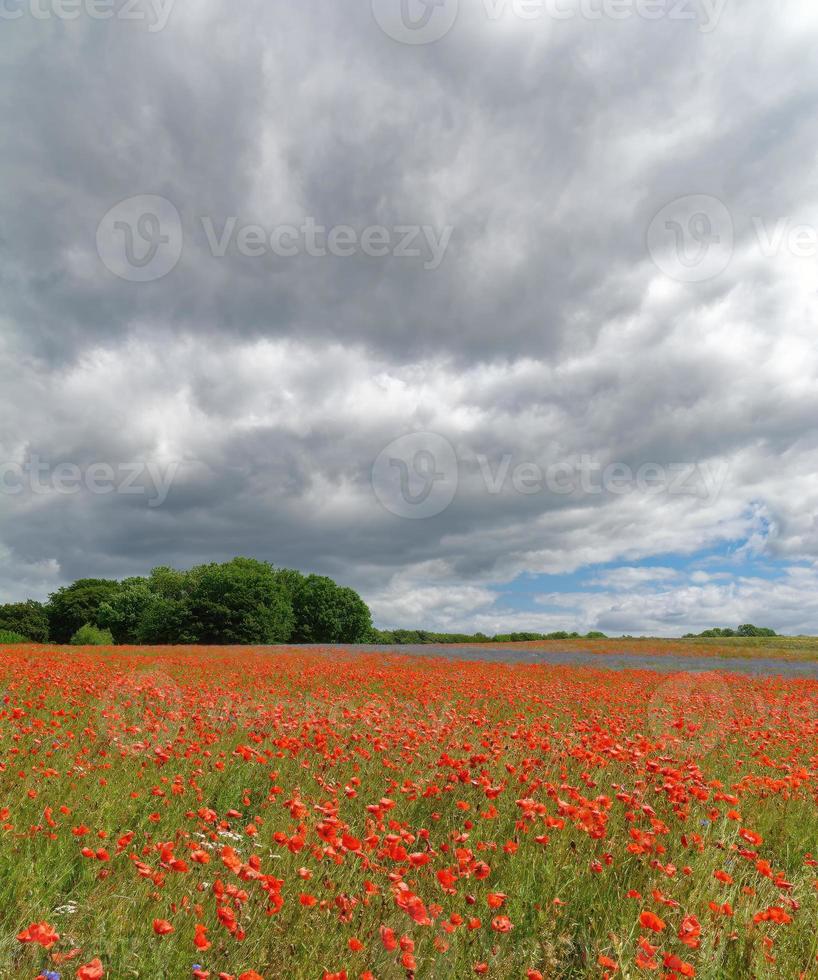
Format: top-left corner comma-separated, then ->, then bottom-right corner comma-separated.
147,565 -> 193,600
737,624 -> 777,637
97,579 -> 154,644
134,595 -> 195,644
0,600 -> 49,642
291,575 -> 372,643
70,623 -> 114,646
274,568 -> 306,603
46,579 -> 122,643
185,557 -> 294,644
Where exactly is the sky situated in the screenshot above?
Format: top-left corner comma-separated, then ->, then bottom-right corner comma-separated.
2,0 -> 818,636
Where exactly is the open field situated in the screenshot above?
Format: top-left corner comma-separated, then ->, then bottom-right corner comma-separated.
0,645 -> 816,979
479,636 -> 818,663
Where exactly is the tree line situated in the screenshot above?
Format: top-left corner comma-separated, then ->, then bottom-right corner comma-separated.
682,624 -> 777,638
0,570 -> 780,647
0,558 -> 373,645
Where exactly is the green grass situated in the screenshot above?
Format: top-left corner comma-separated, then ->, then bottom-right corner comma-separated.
0,646 -> 815,978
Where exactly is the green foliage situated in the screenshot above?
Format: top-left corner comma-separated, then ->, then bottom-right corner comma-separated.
737,623 -> 777,637
97,580 -> 155,644
47,579 -> 122,643
185,557 -> 294,644
124,566 -> 202,644
0,629 -> 32,644
0,599 -> 49,642
25,560 -> 375,646
134,596 -> 192,644
70,623 -> 115,646
146,565 -> 191,600
274,568 -> 306,602
684,624 -> 777,639
291,575 -> 372,643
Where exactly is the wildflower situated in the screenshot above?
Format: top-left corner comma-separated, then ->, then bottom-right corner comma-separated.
17,922 -> 59,948
491,915 -> 513,933
76,960 -> 104,980
639,910 -> 666,933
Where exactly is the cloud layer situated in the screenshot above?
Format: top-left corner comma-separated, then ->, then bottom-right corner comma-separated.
2,0 -> 818,634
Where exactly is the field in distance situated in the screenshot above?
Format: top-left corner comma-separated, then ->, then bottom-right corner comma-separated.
472,635 -> 818,662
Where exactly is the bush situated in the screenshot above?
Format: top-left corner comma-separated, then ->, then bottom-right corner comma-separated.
70,623 -> 114,646
0,629 -> 32,644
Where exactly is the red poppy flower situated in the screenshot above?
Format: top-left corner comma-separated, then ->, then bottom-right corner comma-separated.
76,959 -> 105,980
639,910 -> 666,932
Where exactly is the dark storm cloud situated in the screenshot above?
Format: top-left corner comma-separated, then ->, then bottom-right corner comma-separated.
0,1 -> 745,361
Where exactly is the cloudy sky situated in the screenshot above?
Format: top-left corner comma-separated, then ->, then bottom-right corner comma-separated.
2,0 -> 818,635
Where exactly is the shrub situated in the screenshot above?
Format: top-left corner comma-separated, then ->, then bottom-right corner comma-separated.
70,623 -> 114,646
0,629 -> 32,644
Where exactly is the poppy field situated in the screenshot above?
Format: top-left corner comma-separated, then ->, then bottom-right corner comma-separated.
1,646 -> 816,979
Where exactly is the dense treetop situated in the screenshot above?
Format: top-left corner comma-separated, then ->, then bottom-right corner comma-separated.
0,559 -> 372,645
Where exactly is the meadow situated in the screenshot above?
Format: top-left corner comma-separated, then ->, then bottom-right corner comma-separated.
0,644 -> 816,979
491,635 -> 818,663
